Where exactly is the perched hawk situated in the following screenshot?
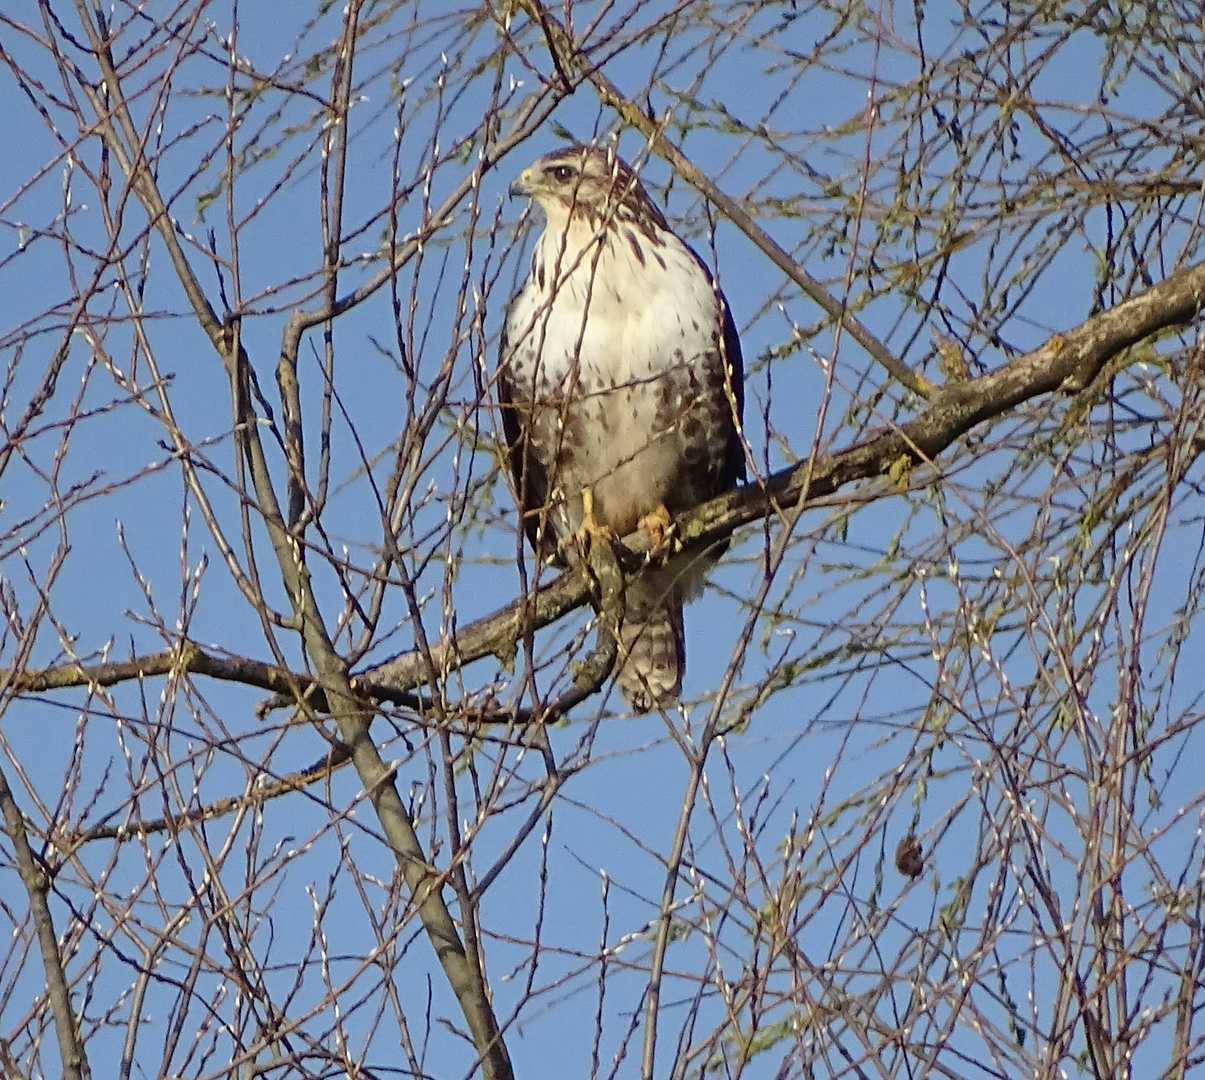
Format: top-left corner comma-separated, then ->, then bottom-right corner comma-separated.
498,145 -> 745,712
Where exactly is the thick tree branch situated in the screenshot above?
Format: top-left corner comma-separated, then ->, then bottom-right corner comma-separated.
62,6 -> 518,1076
5,643 -> 313,699
368,257 -> 1205,692
8,261 -> 1202,720
0,765 -> 90,1080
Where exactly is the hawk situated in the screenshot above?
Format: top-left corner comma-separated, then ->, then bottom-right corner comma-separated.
498,145 -> 745,712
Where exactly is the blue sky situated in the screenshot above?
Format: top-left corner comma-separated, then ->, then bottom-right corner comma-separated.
1,2 -> 1203,1078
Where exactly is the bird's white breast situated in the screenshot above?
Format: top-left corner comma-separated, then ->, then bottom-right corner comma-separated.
508,221 -> 717,385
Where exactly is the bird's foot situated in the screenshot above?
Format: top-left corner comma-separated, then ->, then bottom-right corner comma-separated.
638,502 -> 673,549
574,487 -> 614,556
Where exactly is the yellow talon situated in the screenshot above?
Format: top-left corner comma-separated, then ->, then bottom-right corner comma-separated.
576,487 -> 613,551
638,502 -> 672,548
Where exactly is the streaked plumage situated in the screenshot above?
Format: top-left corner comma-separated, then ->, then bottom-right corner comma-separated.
498,145 -> 744,712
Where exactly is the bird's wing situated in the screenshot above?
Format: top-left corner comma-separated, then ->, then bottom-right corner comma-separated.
497,320 -> 554,558
717,286 -> 747,492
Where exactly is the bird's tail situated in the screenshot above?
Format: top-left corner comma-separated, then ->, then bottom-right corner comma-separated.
615,594 -> 685,713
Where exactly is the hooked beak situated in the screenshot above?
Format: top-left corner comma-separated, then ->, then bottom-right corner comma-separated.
508,168 -> 534,199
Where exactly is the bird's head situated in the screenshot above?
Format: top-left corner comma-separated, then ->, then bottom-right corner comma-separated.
508,146 -> 668,234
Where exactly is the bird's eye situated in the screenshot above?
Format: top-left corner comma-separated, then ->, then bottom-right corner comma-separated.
549,165 -> 574,184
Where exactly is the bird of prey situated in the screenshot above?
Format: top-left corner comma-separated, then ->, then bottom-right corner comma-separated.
498,145 -> 745,712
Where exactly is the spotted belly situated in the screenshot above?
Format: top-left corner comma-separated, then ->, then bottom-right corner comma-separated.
519,356 -> 728,545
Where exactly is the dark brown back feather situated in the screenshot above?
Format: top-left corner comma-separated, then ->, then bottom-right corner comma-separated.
495,328 -> 556,560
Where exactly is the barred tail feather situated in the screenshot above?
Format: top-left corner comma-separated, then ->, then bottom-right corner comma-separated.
615,599 -> 685,713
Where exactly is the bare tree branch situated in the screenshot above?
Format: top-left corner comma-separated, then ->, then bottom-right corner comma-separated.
368,258 -> 1205,692
4,4 -> 1205,1077
0,764 -> 89,1080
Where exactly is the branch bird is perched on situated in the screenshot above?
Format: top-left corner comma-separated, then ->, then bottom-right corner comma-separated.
498,145 -> 745,712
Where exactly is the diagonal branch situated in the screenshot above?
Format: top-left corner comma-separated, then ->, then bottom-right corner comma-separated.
0,763 -> 90,1080
8,258 -> 1204,722
62,6 -> 518,1077
365,257 -> 1205,692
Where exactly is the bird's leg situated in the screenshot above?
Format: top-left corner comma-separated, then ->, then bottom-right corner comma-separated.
578,486 -> 614,550
559,486 -> 613,562
638,502 -> 673,549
